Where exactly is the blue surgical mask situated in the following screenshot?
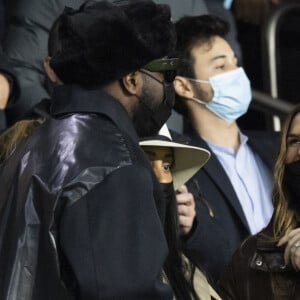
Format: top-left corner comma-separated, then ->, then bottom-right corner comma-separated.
188,67 -> 252,123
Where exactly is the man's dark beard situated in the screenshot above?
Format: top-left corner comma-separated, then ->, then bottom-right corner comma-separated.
133,81 -> 174,138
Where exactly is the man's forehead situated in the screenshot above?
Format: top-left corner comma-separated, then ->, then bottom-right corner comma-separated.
191,36 -> 232,59
191,37 -> 235,64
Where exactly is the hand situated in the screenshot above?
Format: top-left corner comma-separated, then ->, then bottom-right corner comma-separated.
277,227 -> 300,271
176,185 -> 196,235
0,73 -> 10,109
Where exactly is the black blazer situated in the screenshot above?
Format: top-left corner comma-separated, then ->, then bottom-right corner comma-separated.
176,129 -> 280,287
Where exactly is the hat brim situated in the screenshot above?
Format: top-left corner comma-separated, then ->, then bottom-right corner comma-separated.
140,140 -> 210,189
143,58 -> 179,72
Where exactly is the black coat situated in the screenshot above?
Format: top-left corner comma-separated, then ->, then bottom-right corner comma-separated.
181,129 -> 280,287
0,85 -> 172,299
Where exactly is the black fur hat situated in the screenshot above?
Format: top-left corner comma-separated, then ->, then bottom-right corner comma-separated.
50,0 -> 176,87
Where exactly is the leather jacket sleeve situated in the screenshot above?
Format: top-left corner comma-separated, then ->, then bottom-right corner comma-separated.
59,164 -> 173,299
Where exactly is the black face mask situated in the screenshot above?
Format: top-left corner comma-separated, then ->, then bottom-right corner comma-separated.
133,81 -> 174,137
282,159 -> 300,211
158,182 -> 176,225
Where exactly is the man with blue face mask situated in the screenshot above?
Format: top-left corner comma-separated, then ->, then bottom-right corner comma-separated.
172,15 -> 280,287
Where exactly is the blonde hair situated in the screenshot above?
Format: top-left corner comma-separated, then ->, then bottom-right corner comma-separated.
0,118 -> 44,162
272,105 -> 300,240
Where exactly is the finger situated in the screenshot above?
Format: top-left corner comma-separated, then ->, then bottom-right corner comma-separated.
176,192 -> 194,205
278,235 -> 288,247
283,235 -> 300,265
284,240 -> 296,265
290,246 -> 300,271
176,184 -> 188,194
295,249 -> 300,271
177,204 -> 189,216
178,215 -> 194,228
177,204 -> 195,218
278,228 -> 300,246
179,226 -> 191,236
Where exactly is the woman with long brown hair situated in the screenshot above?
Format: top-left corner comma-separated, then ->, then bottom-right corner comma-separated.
218,105 -> 300,299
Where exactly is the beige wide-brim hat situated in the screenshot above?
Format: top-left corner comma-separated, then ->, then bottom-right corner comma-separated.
140,125 -> 210,189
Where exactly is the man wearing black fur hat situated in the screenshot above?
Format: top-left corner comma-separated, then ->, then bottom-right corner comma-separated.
0,1 -> 178,299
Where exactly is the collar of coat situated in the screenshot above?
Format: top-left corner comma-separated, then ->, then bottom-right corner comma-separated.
49,84 -> 139,144
249,220 -> 299,273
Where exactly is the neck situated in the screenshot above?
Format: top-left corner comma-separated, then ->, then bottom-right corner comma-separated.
189,105 -> 241,151
102,81 -> 137,118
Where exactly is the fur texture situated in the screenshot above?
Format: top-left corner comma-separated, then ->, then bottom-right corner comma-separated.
50,0 -> 175,87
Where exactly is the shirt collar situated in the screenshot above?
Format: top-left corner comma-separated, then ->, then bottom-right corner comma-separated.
50,84 -> 139,143
204,131 -> 249,155
239,131 -> 248,146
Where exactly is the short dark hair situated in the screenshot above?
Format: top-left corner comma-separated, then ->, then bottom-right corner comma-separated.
174,15 -> 229,117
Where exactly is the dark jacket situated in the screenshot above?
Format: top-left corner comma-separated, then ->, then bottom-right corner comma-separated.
0,85 -> 173,300
218,222 -> 300,300
180,128 -> 280,287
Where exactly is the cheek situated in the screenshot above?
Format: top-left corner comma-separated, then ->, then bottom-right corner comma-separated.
199,84 -> 213,102
286,148 -> 298,164
141,80 -> 164,110
150,82 -> 164,107
152,166 -> 172,183
193,84 -> 213,103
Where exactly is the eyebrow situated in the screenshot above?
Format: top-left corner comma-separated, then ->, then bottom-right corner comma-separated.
209,55 -> 226,63
209,54 -> 237,63
287,134 -> 300,138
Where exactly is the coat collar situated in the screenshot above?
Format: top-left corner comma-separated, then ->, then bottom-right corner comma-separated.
245,130 -> 279,171
250,222 -> 294,273
50,84 -> 139,143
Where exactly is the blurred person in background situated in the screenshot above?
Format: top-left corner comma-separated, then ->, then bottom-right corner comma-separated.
2,0 -> 86,128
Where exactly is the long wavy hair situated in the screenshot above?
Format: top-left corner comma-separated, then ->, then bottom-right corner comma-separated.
0,119 -> 44,162
272,104 -> 300,240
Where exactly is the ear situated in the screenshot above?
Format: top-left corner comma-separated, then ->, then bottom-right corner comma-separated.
121,71 -> 143,96
173,76 -> 195,99
43,56 -> 62,84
